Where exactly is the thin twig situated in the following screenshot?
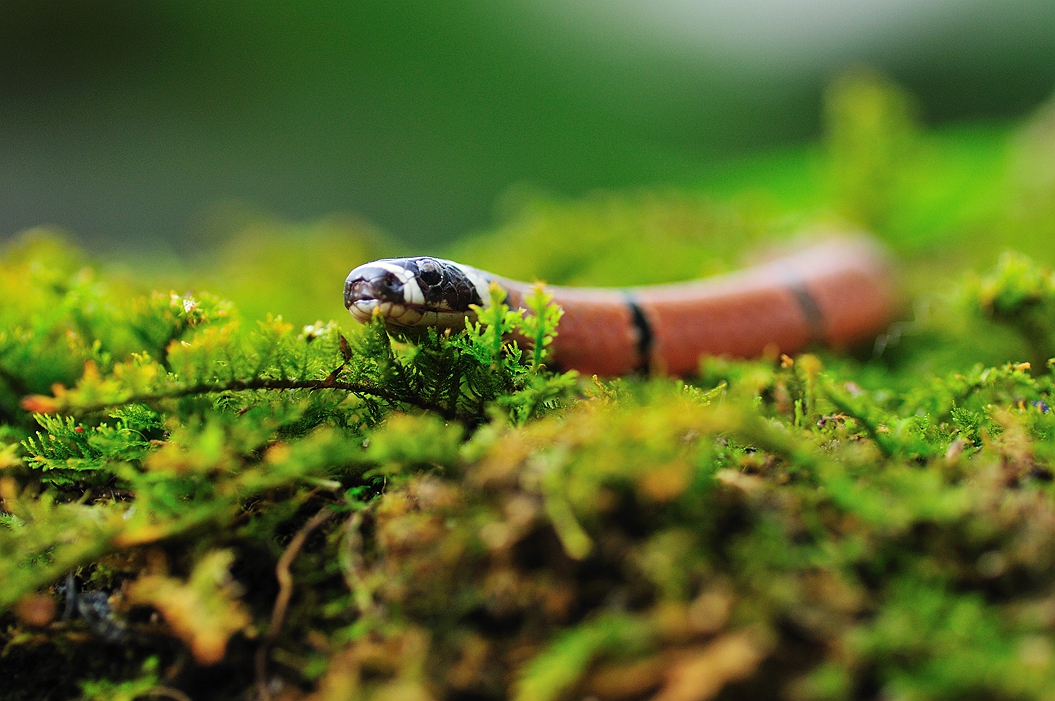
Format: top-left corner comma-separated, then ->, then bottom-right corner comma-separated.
255,507 -> 335,701
39,376 -> 459,421
339,511 -> 378,617
146,687 -> 193,701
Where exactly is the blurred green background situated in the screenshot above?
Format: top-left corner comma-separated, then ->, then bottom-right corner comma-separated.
1,0 -> 1053,254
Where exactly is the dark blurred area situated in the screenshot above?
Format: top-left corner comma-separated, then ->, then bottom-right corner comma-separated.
0,0 -> 1052,252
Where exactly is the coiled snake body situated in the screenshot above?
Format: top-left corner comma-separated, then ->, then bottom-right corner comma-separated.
344,236 -> 896,376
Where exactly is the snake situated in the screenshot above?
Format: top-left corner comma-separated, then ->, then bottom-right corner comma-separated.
343,235 -> 896,376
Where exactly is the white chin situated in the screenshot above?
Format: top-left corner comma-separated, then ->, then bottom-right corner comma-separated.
349,300 -> 378,323
380,302 -> 425,326
348,299 -> 428,327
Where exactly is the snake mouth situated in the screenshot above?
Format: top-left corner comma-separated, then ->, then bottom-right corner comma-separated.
344,268 -> 403,302
345,263 -> 428,325
345,287 -> 459,328
348,299 -> 428,326
344,257 -> 494,328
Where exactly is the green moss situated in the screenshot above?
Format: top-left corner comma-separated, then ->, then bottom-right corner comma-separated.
7,73 -> 1055,700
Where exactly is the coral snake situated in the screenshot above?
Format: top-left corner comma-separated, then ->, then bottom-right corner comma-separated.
344,235 -> 896,376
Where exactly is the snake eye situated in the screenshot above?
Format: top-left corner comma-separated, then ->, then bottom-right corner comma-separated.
419,262 -> 441,286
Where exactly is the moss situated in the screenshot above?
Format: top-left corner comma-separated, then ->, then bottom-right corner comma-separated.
7,73 -> 1055,700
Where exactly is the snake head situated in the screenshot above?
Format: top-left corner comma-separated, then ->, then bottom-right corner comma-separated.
344,257 -> 494,328
344,261 -> 427,325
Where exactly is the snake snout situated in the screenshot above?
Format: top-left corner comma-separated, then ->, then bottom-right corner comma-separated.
343,275 -> 370,309
344,267 -> 405,307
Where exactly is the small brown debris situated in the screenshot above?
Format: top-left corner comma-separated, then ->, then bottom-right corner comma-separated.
20,394 -> 60,414
584,655 -> 667,699
650,630 -> 769,701
126,550 -> 251,665
15,593 -> 57,628
639,461 -> 691,503
945,438 -> 966,463
715,470 -> 764,495
687,588 -> 733,635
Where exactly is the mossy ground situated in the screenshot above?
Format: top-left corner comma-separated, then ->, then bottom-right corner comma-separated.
6,73 -> 1055,701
